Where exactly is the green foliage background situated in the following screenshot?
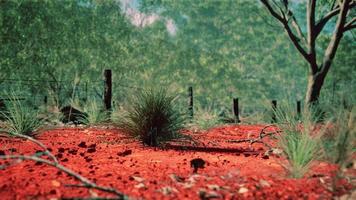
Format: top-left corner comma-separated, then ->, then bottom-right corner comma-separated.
0,0 -> 354,116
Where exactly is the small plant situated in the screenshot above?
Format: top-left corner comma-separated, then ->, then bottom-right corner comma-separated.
121,88 -> 185,146
274,103 -> 323,178
111,103 -> 129,124
0,95 -> 42,136
78,99 -> 108,125
321,107 -> 355,168
189,104 -> 224,130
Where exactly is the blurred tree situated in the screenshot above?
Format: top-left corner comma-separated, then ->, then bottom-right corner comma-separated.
260,0 -> 356,104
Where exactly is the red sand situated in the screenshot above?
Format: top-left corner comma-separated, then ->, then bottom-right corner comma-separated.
0,125 -> 353,200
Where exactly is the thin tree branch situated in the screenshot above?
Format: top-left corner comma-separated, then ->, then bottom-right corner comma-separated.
261,0 -> 284,22
320,0 -> 351,76
14,133 -> 58,163
260,0 -> 310,61
1,131 -> 58,163
315,0 -> 356,38
307,0 -> 318,73
343,17 -> 356,31
281,0 -> 308,46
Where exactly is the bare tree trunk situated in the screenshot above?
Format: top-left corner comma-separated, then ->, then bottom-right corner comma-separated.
305,71 -> 327,104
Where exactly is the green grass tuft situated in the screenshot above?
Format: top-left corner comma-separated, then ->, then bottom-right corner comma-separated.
275,103 -> 323,178
321,106 -> 355,168
189,105 -> 224,130
120,88 -> 185,146
76,99 -> 108,125
0,95 -> 42,136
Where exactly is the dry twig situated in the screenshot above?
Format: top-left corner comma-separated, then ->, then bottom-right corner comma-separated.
227,125 -> 281,151
0,132 -> 130,200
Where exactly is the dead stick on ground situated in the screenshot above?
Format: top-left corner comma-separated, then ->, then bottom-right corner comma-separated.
0,155 -> 129,199
227,125 -> 281,151
14,133 -> 58,163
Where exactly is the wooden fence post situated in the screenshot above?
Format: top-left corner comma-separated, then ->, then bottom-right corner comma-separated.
297,100 -> 301,117
84,82 -> 88,102
233,98 -> 240,123
271,100 -> 277,123
188,86 -> 193,119
104,69 -> 112,111
44,96 -> 48,106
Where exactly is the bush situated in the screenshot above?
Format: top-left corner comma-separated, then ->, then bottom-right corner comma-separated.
274,103 -> 323,178
0,95 -> 42,136
121,88 -> 185,146
321,107 -> 355,168
78,99 -> 108,125
189,104 -> 224,130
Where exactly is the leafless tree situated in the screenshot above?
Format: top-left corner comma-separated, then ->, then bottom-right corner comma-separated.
260,0 -> 355,104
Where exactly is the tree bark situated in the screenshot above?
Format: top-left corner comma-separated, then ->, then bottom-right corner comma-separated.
305,71 -> 326,104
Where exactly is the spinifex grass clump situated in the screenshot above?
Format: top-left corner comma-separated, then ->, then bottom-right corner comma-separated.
321,107 -> 355,168
0,95 -> 42,136
189,105 -> 223,130
275,103 -> 323,178
121,88 -> 185,146
78,99 -> 108,125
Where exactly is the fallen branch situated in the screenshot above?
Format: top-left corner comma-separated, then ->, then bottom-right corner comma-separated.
0,155 -> 129,199
0,131 -> 130,199
0,131 -> 58,163
227,125 -> 281,151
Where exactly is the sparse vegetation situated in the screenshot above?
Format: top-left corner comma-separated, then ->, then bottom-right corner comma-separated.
0,0 -> 354,198
0,95 -> 43,136
274,103 -> 323,178
321,107 -> 356,168
189,104 -> 224,130
121,88 -> 185,146
78,99 -> 108,125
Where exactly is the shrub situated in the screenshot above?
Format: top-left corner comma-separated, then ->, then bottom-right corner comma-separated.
0,95 -> 42,136
274,103 -> 323,178
121,88 -> 185,146
78,99 -> 108,125
321,107 -> 355,168
111,103 -> 129,124
189,104 -> 224,130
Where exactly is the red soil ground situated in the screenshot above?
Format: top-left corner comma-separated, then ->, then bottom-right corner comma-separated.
0,125 -> 354,200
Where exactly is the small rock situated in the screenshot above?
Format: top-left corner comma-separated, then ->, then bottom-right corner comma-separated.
272,148 -> 283,155
131,176 -> 144,182
117,149 -> 132,157
58,148 -> 65,153
238,187 -> 249,194
78,142 -> 87,148
51,180 -> 61,187
134,183 -> 146,189
87,148 -> 96,153
259,179 -> 271,187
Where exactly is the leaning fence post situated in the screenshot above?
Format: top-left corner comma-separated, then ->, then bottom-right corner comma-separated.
188,86 -> 193,119
104,69 -> 112,111
271,100 -> 277,123
233,98 -> 240,123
